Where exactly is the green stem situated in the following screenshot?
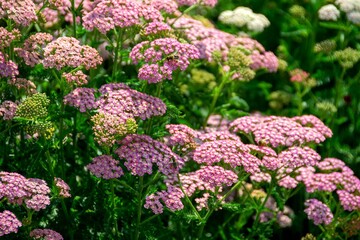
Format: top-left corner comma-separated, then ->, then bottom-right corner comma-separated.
70,0 -> 77,38
111,180 -> 119,237
139,214 -> 159,226
249,178 -> 275,238
72,111 -> 77,156
112,29 -> 123,80
145,83 -> 163,135
170,4 -> 199,27
59,99 -> 65,178
113,179 -> 137,194
203,73 -> 228,128
46,150 -> 74,240
335,68 -> 346,109
295,83 -> 304,115
198,179 -> 246,239
143,171 -> 160,189
178,174 -> 203,221
134,176 -> 144,240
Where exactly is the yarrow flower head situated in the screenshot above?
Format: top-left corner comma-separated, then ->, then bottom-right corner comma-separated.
15,33 -> 53,67
91,113 -> 137,147
115,134 -> 184,176
335,0 -> 360,12
43,37 -> 103,70
7,78 -> 37,95
176,0 -> 217,7
130,38 -> 200,83
142,21 -> 172,36
289,68 -> 310,82
0,27 -> 20,49
0,210 -> 22,237
87,155 -> 124,179
0,101 -> 17,120
144,186 -> 184,214
166,124 -> 200,151
0,172 -> 51,211
143,0 -> 180,15
229,115 -> 332,148
250,50 -> 278,73
333,47 -> 360,69
193,139 -> 261,173
304,199 -> 333,225
82,0 -> 163,34
218,7 -> 270,32
196,165 -> 238,188
277,146 -> 321,169
54,177 -> 71,198
0,0 -> 37,26
337,190 -> 360,211
0,52 -> 19,78
30,228 -> 63,240
15,93 -> 50,119
62,71 -> 88,86
346,11 -> 360,24
318,4 -> 340,21
145,165 -> 236,214
64,88 -> 97,112
96,83 -> 167,120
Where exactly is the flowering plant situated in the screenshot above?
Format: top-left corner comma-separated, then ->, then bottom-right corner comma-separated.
1,0 -> 360,239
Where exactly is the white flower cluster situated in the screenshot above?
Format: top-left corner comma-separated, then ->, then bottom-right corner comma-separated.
318,0 -> 360,24
318,4 -> 340,21
218,7 -> 270,32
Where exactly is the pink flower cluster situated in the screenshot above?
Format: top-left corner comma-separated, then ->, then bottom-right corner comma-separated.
83,0 -> 163,34
15,33 -> 53,67
30,228 -> 63,240
143,22 -> 172,36
170,16 -> 278,73
96,83 -> 167,120
250,50 -> 279,72
130,38 -> 200,83
337,190 -> 360,211
0,172 -> 50,211
176,0 -> 217,7
87,155 -> 124,179
62,71 -> 88,86
0,101 -> 17,120
63,88 -> 97,112
0,210 -> 22,237
304,199 -> 333,225
145,165 -> 236,214
0,52 -> 19,78
293,158 -> 360,211
0,0 -> 37,26
229,115 -> 332,147
143,0 -> 180,15
277,146 -> 321,169
166,124 -> 200,150
7,78 -> 37,94
196,165 -> 238,188
0,27 -> 19,49
290,68 -> 310,82
115,134 -> 184,176
145,186 -> 184,214
54,177 -> 71,198
43,37 -> 102,70
193,140 -> 260,173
